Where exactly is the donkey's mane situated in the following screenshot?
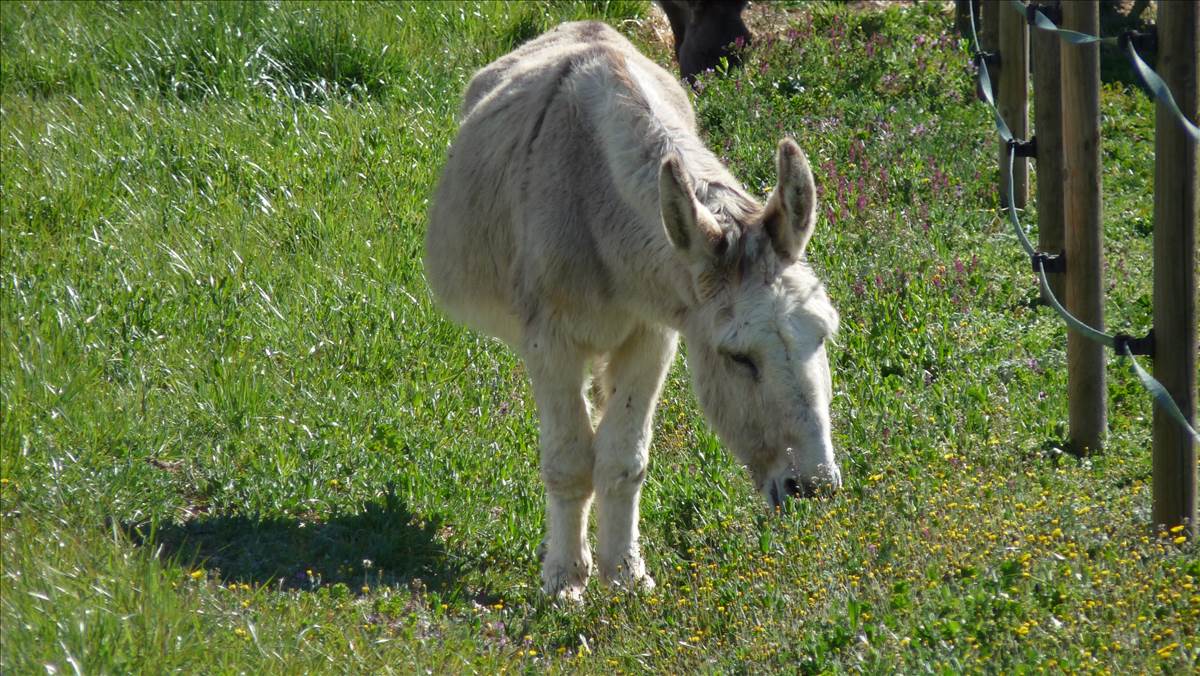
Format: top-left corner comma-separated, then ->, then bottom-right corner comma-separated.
572,47 -> 763,232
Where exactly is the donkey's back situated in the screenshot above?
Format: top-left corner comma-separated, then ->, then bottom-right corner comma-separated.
425,21 -> 693,347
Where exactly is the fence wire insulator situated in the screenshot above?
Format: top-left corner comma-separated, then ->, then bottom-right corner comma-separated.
973,51 -> 1000,70
1119,29 -> 1158,56
1009,136 -> 1038,158
1114,330 -> 1155,358
1031,251 -> 1065,274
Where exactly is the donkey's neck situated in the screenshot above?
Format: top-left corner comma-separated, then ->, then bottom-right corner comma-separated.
585,61 -> 741,223
577,53 -> 758,327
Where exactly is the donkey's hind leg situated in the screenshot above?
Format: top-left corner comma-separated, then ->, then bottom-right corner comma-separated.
593,325 -> 678,589
523,335 -> 596,601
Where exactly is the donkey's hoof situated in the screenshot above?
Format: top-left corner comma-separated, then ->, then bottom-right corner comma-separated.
601,570 -> 656,592
625,572 -> 657,592
599,556 -> 655,591
548,582 -> 587,604
541,556 -> 591,602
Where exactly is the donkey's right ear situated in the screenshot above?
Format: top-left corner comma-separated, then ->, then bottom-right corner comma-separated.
763,138 -> 817,261
660,154 -> 725,259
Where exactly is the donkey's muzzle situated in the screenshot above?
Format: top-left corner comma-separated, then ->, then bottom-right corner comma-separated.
786,477 -> 815,499
766,467 -> 841,510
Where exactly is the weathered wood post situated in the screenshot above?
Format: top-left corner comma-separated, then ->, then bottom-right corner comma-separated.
998,0 -> 1029,208
1060,0 -> 1105,454
979,1 -> 1002,201
1152,0 -> 1198,537
1031,1 -> 1065,302
980,0 -> 1000,57
955,0 -> 982,40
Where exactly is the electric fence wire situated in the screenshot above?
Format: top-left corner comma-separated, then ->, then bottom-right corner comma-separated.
965,0 -> 1200,442
1014,0 -> 1200,142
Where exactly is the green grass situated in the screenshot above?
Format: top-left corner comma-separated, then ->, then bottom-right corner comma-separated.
1,1 -> 1195,672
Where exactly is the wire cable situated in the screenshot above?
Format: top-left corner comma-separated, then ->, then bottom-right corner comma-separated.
965,0 -> 1199,442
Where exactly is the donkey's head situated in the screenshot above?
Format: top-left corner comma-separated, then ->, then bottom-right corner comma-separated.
660,138 -> 841,509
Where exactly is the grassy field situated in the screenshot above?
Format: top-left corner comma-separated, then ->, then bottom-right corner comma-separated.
1,0 -> 1195,672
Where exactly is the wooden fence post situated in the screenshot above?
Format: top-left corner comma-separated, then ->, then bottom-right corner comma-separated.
998,0 -> 1029,208
955,0 -> 982,41
1060,0 -> 1105,455
980,1 -> 1001,198
980,0 -> 999,57
1152,0 -> 1198,537
1031,1 -> 1065,302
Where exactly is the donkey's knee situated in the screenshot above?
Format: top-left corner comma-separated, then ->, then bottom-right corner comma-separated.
539,433 -> 595,499
594,450 -> 648,498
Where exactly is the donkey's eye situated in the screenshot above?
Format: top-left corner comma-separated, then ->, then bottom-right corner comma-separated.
727,352 -> 759,378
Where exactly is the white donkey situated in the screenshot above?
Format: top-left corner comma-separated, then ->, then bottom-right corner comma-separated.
426,21 -> 841,600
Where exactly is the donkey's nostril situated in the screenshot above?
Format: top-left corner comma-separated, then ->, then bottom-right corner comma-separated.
800,478 -> 820,498
784,477 -> 803,498
767,473 -> 837,510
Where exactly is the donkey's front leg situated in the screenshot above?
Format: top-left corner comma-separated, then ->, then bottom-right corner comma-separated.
593,326 -> 677,589
525,340 -> 595,601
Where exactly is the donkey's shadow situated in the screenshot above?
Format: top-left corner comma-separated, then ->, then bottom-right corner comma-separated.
134,489 -> 459,591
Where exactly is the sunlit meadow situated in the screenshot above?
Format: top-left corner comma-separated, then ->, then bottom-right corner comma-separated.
1,1 -> 1195,672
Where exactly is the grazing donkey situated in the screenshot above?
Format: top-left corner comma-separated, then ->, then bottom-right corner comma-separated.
425,21 -> 840,600
656,0 -> 752,82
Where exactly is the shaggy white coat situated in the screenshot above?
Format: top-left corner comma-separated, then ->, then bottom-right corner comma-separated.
426,21 -> 840,600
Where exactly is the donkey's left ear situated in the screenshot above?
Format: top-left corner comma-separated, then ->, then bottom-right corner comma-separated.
660,153 -> 728,262
764,138 -> 817,261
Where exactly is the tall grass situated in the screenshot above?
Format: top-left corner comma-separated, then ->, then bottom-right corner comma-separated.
2,1 -> 1194,672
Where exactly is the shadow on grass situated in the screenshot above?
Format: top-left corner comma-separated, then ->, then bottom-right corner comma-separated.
129,488 -> 462,593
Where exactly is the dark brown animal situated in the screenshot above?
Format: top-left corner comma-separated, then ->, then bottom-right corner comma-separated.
657,0 -> 751,81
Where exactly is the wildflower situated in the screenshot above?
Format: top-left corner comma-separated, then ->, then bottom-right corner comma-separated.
190,569 -> 205,580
